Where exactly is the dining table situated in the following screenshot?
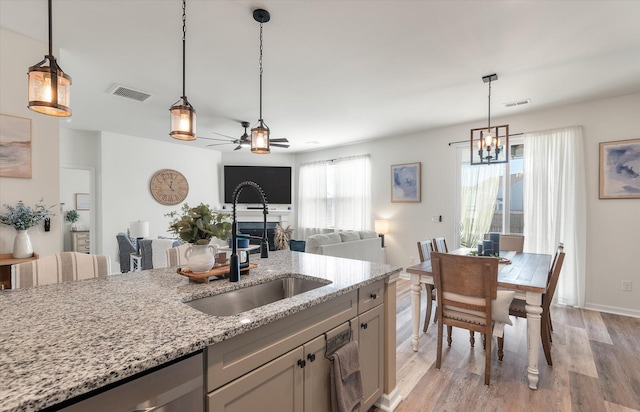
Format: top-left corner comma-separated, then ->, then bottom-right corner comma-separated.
406,248 -> 552,389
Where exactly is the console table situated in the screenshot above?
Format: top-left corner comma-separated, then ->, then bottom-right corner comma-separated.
0,253 -> 39,290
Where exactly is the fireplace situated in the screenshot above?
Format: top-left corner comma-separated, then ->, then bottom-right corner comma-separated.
237,221 -> 278,251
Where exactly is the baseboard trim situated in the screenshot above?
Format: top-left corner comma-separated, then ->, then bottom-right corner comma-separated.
583,303 -> 640,318
375,387 -> 403,412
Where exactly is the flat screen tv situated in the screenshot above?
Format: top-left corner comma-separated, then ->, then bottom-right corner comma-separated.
224,165 -> 292,205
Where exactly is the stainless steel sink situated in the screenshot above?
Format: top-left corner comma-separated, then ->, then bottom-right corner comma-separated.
185,277 -> 330,317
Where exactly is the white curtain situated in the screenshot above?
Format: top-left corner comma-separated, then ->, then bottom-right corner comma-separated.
298,161 -> 327,239
334,155 -> 372,231
524,126 -> 586,307
460,162 -> 502,247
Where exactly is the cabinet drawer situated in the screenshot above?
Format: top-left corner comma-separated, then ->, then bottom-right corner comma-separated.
358,280 -> 384,314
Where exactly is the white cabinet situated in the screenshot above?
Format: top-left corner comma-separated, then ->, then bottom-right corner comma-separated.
355,304 -> 385,411
71,231 -> 90,253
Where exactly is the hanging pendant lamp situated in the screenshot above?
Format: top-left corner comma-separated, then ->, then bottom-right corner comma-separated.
170,0 -> 196,141
470,74 -> 509,165
27,0 -> 72,117
251,9 -> 271,154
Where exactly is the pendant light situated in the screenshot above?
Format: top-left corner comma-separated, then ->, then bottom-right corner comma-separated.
251,9 -> 271,154
470,74 -> 509,165
170,0 -> 196,141
27,0 -> 72,117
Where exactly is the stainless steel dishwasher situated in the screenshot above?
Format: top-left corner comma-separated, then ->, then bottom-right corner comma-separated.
60,352 -> 204,412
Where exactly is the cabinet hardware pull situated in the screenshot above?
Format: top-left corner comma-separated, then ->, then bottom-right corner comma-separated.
361,323 -> 368,330
307,353 -> 316,362
298,359 -> 306,368
370,293 -> 377,299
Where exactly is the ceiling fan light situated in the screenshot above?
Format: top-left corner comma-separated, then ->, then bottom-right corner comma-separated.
251,122 -> 270,154
170,100 -> 197,141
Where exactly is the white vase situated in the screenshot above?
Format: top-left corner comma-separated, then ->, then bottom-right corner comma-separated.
185,244 -> 218,274
13,230 -> 33,259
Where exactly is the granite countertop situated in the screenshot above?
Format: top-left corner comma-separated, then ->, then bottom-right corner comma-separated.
0,250 -> 401,412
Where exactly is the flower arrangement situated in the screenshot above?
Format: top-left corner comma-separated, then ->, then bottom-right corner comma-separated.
65,210 -> 79,223
0,199 -> 55,231
166,203 -> 232,245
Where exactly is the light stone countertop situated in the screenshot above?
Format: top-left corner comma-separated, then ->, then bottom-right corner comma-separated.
0,250 -> 402,412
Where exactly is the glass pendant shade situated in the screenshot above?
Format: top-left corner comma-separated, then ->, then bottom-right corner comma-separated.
170,100 -> 196,141
251,121 -> 270,154
28,59 -> 71,117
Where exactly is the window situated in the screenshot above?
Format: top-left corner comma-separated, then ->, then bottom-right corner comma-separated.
456,139 -> 524,248
298,155 -> 371,238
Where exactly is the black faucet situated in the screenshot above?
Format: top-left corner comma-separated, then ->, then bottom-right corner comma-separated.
229,181 -> 269,282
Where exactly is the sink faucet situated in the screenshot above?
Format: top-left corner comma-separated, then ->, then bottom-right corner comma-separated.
229,181 -> 269,282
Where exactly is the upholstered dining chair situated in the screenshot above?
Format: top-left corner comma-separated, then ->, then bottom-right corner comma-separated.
433,236 -> 448,253
116,232 -> 137,273
11,252 -> 111,289
165,243 -> 191,267
485,233 -> 524,253
508,243 -> 565,366
431,252 -> 512,385
417,239 -> 437,332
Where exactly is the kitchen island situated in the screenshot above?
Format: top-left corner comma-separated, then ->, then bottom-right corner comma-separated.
0,250 -> 402,412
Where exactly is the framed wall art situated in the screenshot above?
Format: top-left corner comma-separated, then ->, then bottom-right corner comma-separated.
76,193 -> 90,210
391,162 -> 421,203
599,138 -> 640,199
0,114 -> 32,178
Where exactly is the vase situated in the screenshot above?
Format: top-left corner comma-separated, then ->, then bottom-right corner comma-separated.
13,230 -> 33,259
185,244 -> 218,274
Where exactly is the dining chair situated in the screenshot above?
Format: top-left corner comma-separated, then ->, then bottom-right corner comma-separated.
498,234 -> 524,253
417,239 -> 437,332
433,237 -> 448,253
508,243 -> 565,366
11,252 -> 111,289
431,252 -> 503,385
165,243 -> 191,267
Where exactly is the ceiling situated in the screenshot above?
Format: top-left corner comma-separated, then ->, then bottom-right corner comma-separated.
1,1 -> 639,153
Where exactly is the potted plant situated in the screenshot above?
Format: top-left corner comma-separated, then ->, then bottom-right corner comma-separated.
0,199 -> 55,258
166,203 -> 232,273
65,210 -> 80,231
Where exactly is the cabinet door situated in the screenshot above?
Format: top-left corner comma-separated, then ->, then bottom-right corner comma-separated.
303,334 -> 332,412
358,304 -> 384,411
208,347 -> 304,412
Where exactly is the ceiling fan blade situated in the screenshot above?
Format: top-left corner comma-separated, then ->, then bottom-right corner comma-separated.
198,136 -> 235,142
270,138 -> 289,143
211,131 -> 237,139
234,145 -> 243,151
271,143 -> 290,148
206,143 -> 233,147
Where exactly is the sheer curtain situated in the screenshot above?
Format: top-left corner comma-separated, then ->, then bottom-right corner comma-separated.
334,155 -> 371,230
460,162 -> 501,247
524,126 -> 586,307
298,160 -> 327,239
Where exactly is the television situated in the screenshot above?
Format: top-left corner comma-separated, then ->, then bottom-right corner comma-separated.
224,165 -> 292,205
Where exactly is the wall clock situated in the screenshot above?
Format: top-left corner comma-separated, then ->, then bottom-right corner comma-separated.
150,169 -> 189,205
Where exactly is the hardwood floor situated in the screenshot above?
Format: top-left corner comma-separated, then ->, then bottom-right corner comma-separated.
372,279 -> 640,412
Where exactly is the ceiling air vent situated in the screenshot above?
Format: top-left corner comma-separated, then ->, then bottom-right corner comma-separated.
503,98 -> 531,108
107,84 -> 152,102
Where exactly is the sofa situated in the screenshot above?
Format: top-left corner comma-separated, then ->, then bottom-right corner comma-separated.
304,230 -> 385,263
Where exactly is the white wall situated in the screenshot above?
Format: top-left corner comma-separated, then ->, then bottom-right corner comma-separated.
101,132 -> 223,272
296,93 -> 640,316
0,28 -> 61,257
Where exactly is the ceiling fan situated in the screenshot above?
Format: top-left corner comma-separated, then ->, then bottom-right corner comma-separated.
200,121 -> 290,151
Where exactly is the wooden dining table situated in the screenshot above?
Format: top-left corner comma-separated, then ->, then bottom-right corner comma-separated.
406,248 -> 552,389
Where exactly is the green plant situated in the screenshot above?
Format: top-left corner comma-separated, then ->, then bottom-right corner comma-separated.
65,210 -> 79,223
0,199 -> 55,231
166,203 -> 232,245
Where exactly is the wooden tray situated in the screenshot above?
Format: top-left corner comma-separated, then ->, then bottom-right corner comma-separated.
177,263 -> 257,283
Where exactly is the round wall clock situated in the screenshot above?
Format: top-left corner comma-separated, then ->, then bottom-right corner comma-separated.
150,169 -> 189,205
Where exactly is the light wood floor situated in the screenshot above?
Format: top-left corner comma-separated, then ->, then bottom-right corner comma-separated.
373,279 -> 640,412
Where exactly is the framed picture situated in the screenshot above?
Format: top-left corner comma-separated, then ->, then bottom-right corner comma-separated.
599,139 -> 640,199
76,193 -> 90,210
391,162 -> 421,203
0,114 -> 32,178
